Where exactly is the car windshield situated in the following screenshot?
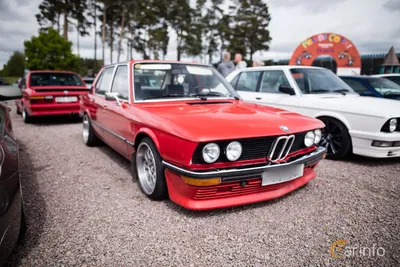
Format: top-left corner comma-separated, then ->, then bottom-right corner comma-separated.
30,72 -> 84,86
385,76 -> 400,86
290,68 -> 355,95
133,63 -> 239,101
366,77 -> 400,96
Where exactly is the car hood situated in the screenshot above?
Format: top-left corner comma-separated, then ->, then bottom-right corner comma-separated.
136,100 -> 324,142
301,94 -> 400,118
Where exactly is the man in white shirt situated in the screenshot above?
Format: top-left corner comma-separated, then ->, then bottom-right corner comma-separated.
234,53 -> 247,70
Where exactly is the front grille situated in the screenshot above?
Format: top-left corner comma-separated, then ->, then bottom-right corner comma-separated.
192,132 -> 308,164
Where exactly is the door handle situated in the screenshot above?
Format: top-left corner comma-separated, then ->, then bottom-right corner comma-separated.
103,102 -> 108,107
256,97 -> 262,100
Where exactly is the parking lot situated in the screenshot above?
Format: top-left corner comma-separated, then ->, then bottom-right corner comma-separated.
6,105 -> 399,267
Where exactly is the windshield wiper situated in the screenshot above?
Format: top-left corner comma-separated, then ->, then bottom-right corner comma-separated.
191,92 -> 240,101
143,94 -> 192,100
333,89 -> 350,95
311,89 -> 331,94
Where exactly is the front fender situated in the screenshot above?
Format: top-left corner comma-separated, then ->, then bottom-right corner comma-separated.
313,111 -> 352,130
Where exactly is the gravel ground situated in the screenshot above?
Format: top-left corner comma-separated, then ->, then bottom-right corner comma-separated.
5,104 -> 400,267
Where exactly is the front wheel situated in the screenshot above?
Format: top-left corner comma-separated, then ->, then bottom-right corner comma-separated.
135,138 -> 168,200
319,117 -> 352,160
82,114 -> 99,147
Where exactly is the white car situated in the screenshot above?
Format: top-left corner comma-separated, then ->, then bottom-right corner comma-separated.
371,74 -> 400,86
225,66 -> 400,159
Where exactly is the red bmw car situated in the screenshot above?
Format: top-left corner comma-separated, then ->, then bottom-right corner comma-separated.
16,71 -> 89,123
80,60 -> 326,210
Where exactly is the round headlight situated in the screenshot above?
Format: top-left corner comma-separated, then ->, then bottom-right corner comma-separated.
389,118 -> 397,132
314,129 -> 322,144
202,143 -> 220,163
226,141 -> 242,161
304,131 -> 315,147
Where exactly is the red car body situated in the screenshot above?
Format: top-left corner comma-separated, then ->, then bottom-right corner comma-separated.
80,60 -> 326,210
15,70 -> 88,121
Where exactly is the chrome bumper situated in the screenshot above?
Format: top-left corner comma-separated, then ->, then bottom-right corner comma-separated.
162,147 -> 326,179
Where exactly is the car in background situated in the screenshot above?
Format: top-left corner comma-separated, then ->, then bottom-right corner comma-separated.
371,74 -> 400,86
0,86 -> 26,266
340,76 -> 400,100
226,66 -> 400,159
80,60 -> 326,210
16,70 -> 89,123
0,77 -> 10,86
82,76 -> 95,89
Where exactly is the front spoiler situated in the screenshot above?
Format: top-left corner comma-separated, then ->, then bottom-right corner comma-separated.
162,147 -> 326,179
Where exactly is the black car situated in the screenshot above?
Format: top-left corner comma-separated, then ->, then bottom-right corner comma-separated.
0,86 -> 25,266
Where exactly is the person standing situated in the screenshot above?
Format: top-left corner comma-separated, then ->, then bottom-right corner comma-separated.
234,53 -> 247,70
217,52 -> 235,77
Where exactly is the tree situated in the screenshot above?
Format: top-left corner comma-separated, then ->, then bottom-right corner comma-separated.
230,0 -> 271,61
1,51 -> 26,77
166,0 -> 201,61
36,0 -> 90,41
24,28 -> 80,71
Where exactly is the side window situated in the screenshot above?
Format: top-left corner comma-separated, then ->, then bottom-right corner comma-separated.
260,70 -> 290,93
230,75 -> 239,89
20,75 -> 26,89
341,78 -> 369,94
95,67 -> 114,95
110,65 -> 129,100
236,71 -> 261,92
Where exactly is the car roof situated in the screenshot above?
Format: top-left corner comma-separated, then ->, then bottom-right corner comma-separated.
371,74 -> 400,77
29,70 -> 79,74
102,60 -> 210,68
235,65 -> 326,72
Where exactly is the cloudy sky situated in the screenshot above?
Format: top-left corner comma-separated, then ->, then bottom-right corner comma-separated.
0,0 -> 399,68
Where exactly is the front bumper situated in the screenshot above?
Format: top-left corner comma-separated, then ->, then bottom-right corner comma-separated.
350,130 -> 400,158
163,147 -> 326,210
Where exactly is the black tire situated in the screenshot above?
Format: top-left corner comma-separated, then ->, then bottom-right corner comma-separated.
319,117 -> 352,160
22,108 -> 32,123
19,203 -> 27,241
134,137 -> 168,200
82,114 -> 99,147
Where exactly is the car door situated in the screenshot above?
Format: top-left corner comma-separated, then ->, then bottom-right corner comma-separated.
101,64 -> 131,158
89,66 -> 116,140
255,70 -> 301,111
231,70 -> 262,103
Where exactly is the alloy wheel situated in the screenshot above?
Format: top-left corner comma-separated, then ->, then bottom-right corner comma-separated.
136,142 -> 157,195
319,120 -> 344,156
82,115 -> 89,144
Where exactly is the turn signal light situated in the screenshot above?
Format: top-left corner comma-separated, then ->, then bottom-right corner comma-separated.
181,176 -> 221,187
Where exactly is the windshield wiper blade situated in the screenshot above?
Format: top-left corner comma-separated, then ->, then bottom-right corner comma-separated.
311,89 -> 331,93
333,89 -> 350,95
143,94 -> 191,100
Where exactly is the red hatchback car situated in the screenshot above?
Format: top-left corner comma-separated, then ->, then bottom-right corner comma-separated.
16,71 -> 88,122
80,61 -> 326,210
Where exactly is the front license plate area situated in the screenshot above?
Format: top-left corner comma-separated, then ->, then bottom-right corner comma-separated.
55,96 -> 78,103
262,164 -> 304,186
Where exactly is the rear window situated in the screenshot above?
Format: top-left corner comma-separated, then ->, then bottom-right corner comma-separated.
30,72 -> 84,86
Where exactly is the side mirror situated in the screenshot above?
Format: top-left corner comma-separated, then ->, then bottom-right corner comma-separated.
279,85 -> 296,95
105,92 -> 121,106
0,86 -> 22,101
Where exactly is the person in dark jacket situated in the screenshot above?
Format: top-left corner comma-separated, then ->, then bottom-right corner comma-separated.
217,52 -> 235,77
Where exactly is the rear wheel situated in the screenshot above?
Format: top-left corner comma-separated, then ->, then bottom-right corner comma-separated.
319,117 -> 351,160
22,108 -> 32,123
135,137 -> 168,200
82,114 -> 99,147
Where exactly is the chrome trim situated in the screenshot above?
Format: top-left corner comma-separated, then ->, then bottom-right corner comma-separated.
268,135 -> 295,162
163,146 -> 326,179
91,120 -> 134,146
